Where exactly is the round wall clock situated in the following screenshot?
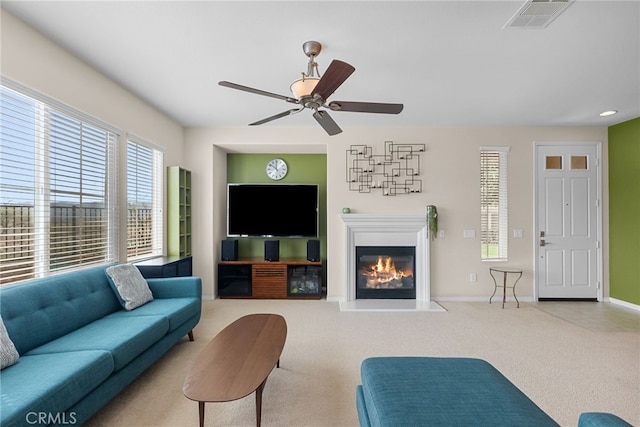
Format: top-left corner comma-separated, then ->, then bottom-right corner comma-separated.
266,158 -> 288,180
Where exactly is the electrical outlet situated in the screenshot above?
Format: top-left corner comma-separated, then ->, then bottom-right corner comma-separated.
469,273 -> 477,282
438,229 -> 445,238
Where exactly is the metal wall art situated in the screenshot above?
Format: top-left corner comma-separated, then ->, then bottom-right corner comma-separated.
346,141 -> 426,196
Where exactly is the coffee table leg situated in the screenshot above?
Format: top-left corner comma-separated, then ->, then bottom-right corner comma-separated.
256,379 -> 267,427
198,401 -> 205,427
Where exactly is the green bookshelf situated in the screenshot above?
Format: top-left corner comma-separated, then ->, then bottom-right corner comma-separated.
167,166 -> 192,257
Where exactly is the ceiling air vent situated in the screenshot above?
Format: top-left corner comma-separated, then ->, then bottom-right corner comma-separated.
504,0 -> 574,29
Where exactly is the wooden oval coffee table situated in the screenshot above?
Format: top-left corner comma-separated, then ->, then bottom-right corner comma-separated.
183,313 -> 287,427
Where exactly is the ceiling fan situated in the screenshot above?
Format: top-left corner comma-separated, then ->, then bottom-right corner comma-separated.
219,41 -> 404,136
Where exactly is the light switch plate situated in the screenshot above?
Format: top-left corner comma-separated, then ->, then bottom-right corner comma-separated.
463,229 -> 476,239
513,229 -> 523,238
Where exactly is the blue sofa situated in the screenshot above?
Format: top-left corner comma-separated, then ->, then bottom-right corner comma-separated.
0,264 -> 202,427
356,357 -> 631,427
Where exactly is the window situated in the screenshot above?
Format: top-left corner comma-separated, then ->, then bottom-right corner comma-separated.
0,80 -> 118,285
127,137 -> 163,260
480,147 -> 509,260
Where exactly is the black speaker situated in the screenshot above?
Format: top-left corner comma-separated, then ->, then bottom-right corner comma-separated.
307,239 -> 320,262
221,239 -> 238,261
264,240 -> 280,261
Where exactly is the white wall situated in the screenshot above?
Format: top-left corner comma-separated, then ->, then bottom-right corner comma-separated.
183,126 -> 608,301
1,10 -> 184,260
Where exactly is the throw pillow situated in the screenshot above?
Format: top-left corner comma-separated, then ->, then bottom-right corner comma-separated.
0,314 -> 19,369
106,264 -> 153,311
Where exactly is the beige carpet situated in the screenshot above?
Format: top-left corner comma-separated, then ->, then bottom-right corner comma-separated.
85,299 -> 640,426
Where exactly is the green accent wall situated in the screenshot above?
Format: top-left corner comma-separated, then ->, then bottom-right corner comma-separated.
226,153 -> 327,261
608,117 -> 640,305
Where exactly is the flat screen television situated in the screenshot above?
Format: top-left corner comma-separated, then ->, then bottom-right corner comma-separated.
227,184 -> 319,237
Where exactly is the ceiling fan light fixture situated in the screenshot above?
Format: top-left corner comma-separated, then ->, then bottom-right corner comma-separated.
290,77 -> 320,99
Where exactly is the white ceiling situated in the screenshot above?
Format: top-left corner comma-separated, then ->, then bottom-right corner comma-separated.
3,1 -> 639,131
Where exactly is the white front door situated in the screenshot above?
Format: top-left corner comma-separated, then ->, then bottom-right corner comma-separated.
535,143 -> 601,299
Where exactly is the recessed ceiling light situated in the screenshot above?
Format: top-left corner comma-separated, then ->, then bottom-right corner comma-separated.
599,110 -> 618,117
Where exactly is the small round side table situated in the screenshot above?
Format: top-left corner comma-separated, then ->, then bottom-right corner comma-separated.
489,267 -> 523,309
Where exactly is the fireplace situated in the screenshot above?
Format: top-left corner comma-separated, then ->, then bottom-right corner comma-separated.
339,214 -> 442,311
356,246 -> 416,299
340,214 -> 430,305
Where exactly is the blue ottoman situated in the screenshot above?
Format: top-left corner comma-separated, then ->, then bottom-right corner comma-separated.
357,357 -> 559,427
578,413 -> 632,427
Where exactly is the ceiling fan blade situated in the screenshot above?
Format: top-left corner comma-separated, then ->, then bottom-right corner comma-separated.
249,108 -> 303,126
328,101 -> 404,114
311,60 -> 355,101
313,110 -> 342,136
219,81 -> 298,104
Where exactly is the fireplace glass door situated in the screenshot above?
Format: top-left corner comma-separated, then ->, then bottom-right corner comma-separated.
356,246 -> 416,299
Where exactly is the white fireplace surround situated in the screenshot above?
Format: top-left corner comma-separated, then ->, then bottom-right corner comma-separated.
340,214 -> 435,310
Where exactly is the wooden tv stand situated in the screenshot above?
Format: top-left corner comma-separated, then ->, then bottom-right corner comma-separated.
218,258 -> 322,299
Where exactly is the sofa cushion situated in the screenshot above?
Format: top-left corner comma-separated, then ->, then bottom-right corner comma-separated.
0,315 -> 19,369
360,357 -> 559,427
0,350 -> 113,427
0,265 -> 121,355
26,315 -> 168,371
106,264 -> 153,310
105,298 -> 200,333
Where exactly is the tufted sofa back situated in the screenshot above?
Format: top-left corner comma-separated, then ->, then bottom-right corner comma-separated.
0,264 -> 121,355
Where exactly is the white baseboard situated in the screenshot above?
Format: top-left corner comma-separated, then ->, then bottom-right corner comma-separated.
608,297 -> 640,312
434,296 -> 535,303
213,295 -> 638,312
327,296 -> 534,304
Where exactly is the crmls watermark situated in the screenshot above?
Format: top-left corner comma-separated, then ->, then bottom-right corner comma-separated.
26,412 -> 77,425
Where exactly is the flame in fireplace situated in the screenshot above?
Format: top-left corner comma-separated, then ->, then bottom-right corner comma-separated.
362,256 -> 413,288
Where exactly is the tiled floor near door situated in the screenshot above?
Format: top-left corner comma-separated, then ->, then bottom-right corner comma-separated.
534,301 -> 640,332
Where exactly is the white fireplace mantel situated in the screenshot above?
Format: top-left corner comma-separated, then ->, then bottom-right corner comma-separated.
340,214 -> 432,310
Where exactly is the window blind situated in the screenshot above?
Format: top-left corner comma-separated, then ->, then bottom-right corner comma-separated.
480,147 -> 509,260
126,137 -> 163,260
0,81 -> 118,285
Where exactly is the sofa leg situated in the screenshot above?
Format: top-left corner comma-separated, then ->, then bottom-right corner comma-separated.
188,331 -> 194,341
